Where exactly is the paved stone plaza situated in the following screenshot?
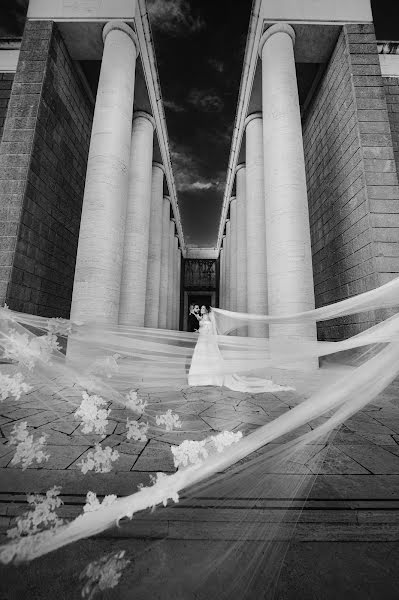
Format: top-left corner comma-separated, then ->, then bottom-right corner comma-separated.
1,364 -> 399,538
0,362 -> 399,598
1,363 -> 399,597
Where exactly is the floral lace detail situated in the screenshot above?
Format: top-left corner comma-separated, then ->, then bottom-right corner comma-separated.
171,439 -> 208,468
80,550 -> 130,600
7,486 -> 63,539
9,422 -> 49,470
79,444 -> 119,474
126,419 -> 149,442
2,330 -> 61,370
75,392 -> 110,436
155,409 -> 182,432
0,372 -> 32,401
125,390 -> 148,415
149,472 -> 179,507
45,317 -> 72,337
83,491 -> 118,513
171,430 -> 243,469
211,430 -> 242,452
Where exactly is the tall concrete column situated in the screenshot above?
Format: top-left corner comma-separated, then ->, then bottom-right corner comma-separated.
166,220 -> 175,329
119,111 -> 155,326
236,164 -> 247,315
225,220 -> 231,310
219,246 -> 225,308
172,237 -> 179,329
229,197 -> 237,312
245,113 -> 268,337
159,197 -> 170,329
70,21 -> 138,324
176,248 -> 182,330
144,162 -> 165,328
260,24 -> 316,350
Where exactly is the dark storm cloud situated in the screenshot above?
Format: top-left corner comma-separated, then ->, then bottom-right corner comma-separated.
171,141 -> 224,193
187,88 -> 224,113
150,0 -> 250,246
147,0 -> 204,36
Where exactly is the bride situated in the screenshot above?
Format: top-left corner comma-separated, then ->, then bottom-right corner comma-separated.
188,305 -> 293,392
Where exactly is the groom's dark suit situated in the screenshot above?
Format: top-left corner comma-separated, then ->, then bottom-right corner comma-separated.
188,313 -> 199,332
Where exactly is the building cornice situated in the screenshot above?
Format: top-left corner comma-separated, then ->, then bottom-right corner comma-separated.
137,0 -> 186,256
215,0 -> 262,254
377,41 -> 399,55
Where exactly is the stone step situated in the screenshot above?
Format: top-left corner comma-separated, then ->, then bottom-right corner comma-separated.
1,494 -> 399,541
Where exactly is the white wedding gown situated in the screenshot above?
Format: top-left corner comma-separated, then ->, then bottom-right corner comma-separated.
188,313 -> 294,392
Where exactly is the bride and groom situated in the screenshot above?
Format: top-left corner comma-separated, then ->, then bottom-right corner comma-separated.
187,303 -> 208,333
188,304 -> 293,393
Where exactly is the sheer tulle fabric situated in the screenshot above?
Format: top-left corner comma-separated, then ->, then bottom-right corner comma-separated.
1,276 -> 399,597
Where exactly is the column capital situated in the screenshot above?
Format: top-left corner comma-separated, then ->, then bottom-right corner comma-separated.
244,112 -> 262,128
259,23 -> 295,58
103,20 -> 140,54
235,162 -> 246,174
153,161 -> 166,174
133,111 -> 156,129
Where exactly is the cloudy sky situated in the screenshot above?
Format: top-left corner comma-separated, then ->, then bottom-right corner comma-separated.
1,0 -> 398,247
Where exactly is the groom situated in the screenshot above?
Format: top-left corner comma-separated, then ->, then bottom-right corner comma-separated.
188,304 -> 200,332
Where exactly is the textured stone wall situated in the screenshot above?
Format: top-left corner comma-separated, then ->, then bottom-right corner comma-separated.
0,21 -> 93,316
0,73 -> 14,142
303,24 -> 399,340
383,76 -> 399,178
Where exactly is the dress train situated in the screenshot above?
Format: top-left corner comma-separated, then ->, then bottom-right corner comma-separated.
188,313 -> 294,392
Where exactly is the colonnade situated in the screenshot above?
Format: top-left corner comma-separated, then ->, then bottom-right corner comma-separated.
219,23 -> 316,350
70,21 -> 181,330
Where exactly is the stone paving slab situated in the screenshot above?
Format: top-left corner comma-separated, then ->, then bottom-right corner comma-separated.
1,364 -> 399,544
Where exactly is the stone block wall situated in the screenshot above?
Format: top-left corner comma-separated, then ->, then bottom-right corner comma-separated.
0,21 -> 93,317
0,73 -> 14,142
303,23 -> 399,341
383,76 -> 399,179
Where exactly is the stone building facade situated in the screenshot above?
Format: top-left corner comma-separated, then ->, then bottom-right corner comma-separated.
0,0 -> 184,332
218,0 -> 399,342
0,22 -> 93,317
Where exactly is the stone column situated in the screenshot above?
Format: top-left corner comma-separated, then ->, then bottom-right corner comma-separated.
166,220 -> 175,329
119,111 -> 155,326
260,24 -> 316,352
219,246 -> 225,308
225,220 -> 231,310
172,237 -> 179,329
144,162 -> 165,328
236,164 -> 247,315
176,248 -> 182,329
229,197 -> 237,313
245,113 -> 268,337
70,21 -> 138,324
159,197 -> 171,329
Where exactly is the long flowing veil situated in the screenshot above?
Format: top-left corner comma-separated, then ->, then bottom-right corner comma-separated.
1,277 -> 399,597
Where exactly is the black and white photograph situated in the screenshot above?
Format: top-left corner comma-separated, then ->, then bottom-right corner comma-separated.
1,0 -> 399,598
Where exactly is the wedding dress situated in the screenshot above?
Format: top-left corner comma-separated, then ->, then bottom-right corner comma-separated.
188,311 -> 294,392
